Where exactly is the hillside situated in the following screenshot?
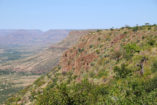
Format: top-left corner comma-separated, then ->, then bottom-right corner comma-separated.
6,25 -> 157,105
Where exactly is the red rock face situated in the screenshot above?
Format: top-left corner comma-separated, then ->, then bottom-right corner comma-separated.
111,34 -> 126,45
61,49 -> 97,74
60,33 -> 98,76
74,53 -> 97,74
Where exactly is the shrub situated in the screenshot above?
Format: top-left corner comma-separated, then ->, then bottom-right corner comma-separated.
123,31 -> 127,34
97,30 -> 102,32
145,23 -> 150,26
148,39 -> 156,46
111,50 -> 122,61
125,25 -> 131,29
90,62 -> 95,66
132,26 -> 139,32
114,64 -> 132,78
78,48 -> 84,53
96,49 -> 100,54
97,69 -> 108,78
145,75 -> 157,92
36,80 -> 107,105
110,27 -> 114,31
123,43 -> 140,60
34,76 -> 45,87
89,45 -> 93,48
6,97 -> 21,105
36,83 -> 71,105
151,60 -> 157,73
98,37 -> 101,41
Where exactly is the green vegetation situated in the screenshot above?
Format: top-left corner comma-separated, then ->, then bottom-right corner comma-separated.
148,39 -> 156,46
5,24 -> 157,105
96,29 -> 102,32
123,43 -> 140,60
152,60 -> 157,73
36,80 -> 108,105
78,48 -> 84,53
0,48 -> 33,63
114,64 -> 132,78
0,70 -> 14,75
35,74 -> 157,105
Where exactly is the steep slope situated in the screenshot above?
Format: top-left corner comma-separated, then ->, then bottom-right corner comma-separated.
6,25 -> 157,105
0,30 -> 91,74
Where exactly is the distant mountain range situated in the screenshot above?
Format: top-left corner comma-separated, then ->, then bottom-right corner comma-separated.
0,29 -> 70,48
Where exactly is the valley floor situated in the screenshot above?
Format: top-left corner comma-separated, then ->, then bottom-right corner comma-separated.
0,73 -> 39,104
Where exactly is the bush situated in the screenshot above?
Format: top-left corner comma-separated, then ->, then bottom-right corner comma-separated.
89,45 -> 93,48
111,50 -> 122,61
34,76 -> 45,87
97,69 -> 108,78
98,37 -> 101,41
36,83 -> 71,105
96,49 -> 100,54
78,48 -> 84,53
148,39 -> 156,46
123,31 -> 127,34
97,30 -> 102,32
123,43 -> 140,60
35,80 -> 108,105
145,75 -> 157,92
132,26 -> 139,32
114,64 -> 132,78
151,60 -> 157,73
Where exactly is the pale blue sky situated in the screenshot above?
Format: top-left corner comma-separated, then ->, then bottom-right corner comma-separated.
0,0 -> 157,30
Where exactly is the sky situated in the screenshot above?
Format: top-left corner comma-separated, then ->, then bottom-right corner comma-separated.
0,0 -> 157,30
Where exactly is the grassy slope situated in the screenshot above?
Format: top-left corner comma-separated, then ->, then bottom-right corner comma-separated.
6,25 -> 157,105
